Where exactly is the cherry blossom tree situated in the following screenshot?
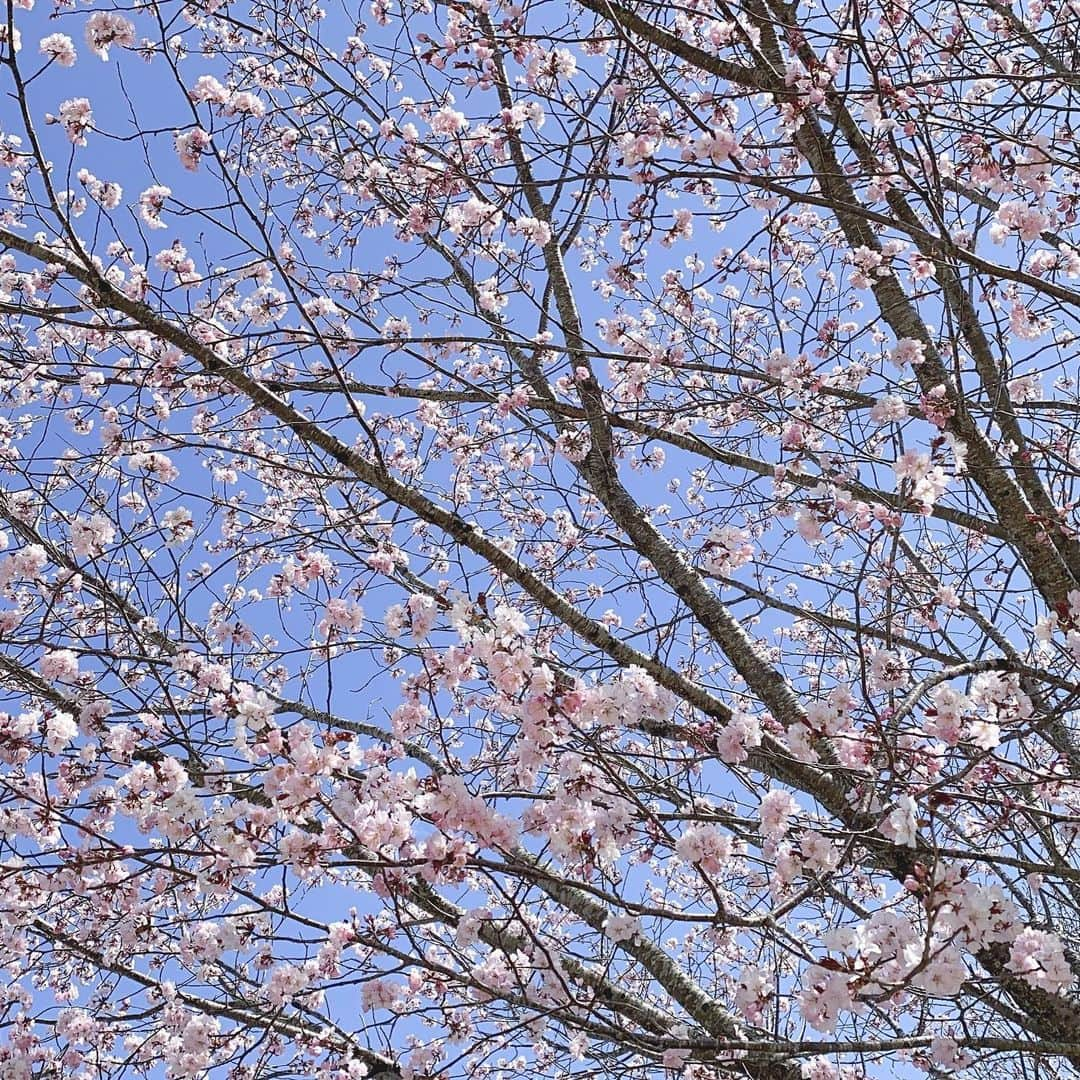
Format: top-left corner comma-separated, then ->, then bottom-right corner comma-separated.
0,0 -> 1079,1076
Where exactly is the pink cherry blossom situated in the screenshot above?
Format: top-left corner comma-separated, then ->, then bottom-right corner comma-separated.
889,337 -> 926,367
759,790 -> 798,840
176,128 -> 212,171
85,11 -> 135,60
675,823 -> 733,873
56,97 -> 92,144
603,914 -> 641,943
1008,928 -> 1073,993
40,649 -> 79,683
138,185 -> 171,229
39,33 -> 76,66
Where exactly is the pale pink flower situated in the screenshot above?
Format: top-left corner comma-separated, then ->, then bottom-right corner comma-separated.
76,168 -> 122,209
675,824 -> 733,873
69,512 -> 115,557
129,450 -> 179,481
800,831 -> 840,872
801,1058 -> 840,1080
43,711 -> 78,753
734,966 -> 771,1023
993,200 -> 1049,243
430,107 -> 467,134
1008,928 -> 1072,992
226,91 -> 265,117
715,710 -> 761,764
798,967 -> 853,1032
57,97 -> 93,145
139,185 -> 171,229
603,913 -> 641,943
190,74 -> 229,104
929,1037 -> 972,1071
162,507 -> 195,544
795,509 -> 823,543
55,1009 -> 97,1044
407,593 -> 438,639
382,315 -> 411,343
40,648 -> 80,683
703,525 -> 754,575
889,337 -> 926,367
692,127 -> 741,162
176,128 -> 212,171
40,33 -> 76,66
925,684 -> 970,745
85,11 -> 135,60
446,196 -> 502,236
362,979 -> 402,1012
869,394 -> 908,423
759,790 -> 798,839
868,648 -> 909,691
512,216 -> 552,246
318,597 -> 364,638
880,794 -> 919,847
384,603 -> 407,636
